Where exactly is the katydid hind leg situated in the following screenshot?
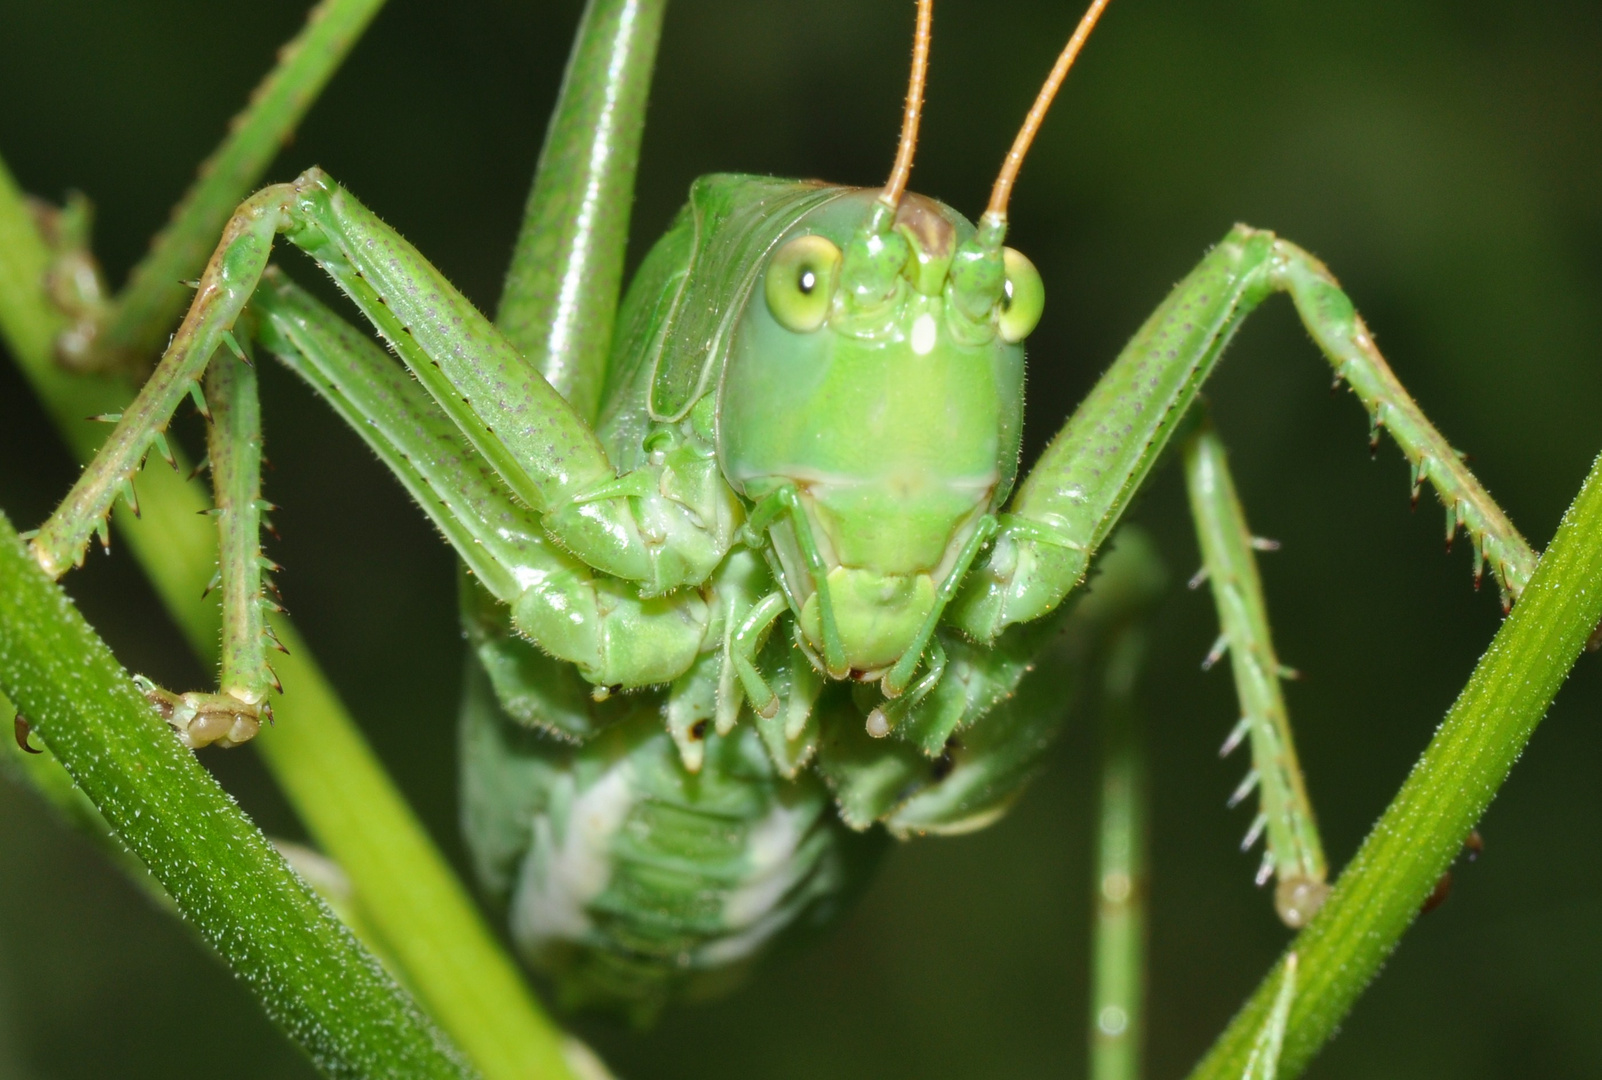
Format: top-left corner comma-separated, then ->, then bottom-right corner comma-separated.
1089,615 -> 1153,1080
1183,412 -> 1328,927
956,224 -> 1538,644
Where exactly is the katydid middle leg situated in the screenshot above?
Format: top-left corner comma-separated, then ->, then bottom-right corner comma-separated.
256,272 -> 815,771
140,339 -> 281,749
247,269 -> 711,691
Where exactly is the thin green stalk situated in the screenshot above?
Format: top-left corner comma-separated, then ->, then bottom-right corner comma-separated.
89,0 -> 389,371
0,154 -> 578,1080
1090,626 -> 1149,1080
1188,449 -> 1602,1079
0,509 -> 474,1080
496,0 -> 667,424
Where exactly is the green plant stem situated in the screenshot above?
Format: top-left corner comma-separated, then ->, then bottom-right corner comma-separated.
0,154 -> 578,1080
92,0 -> 389,370
1188,449 -> 1602,1079
0,510 -> 474,1080
2,688 -> 162,898
1090,627 -> 1149,1080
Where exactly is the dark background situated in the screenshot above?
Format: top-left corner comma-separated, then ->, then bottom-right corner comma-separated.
2,0 -> 1601,1076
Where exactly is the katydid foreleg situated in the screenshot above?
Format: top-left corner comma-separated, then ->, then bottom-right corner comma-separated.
30,184 -> 295,579
740,484 -> 848,678
881,512 -> 998,698
247,270 -> 711,692
28,168 -> 752,732
813,529 -> 1168,838
283,170 -> 738,595
140,341 -> 279,749
953,223 -> 1537,919
958,225 -> 1537,642
34,168 -> 738,590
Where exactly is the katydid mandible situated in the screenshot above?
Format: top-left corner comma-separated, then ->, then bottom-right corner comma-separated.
23,0 -> 1536,1019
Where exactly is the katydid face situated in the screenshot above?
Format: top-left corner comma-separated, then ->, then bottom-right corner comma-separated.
719,191 -> 1028,672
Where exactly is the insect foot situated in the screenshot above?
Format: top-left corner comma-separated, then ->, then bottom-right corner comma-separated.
135,675 -> 264,749
1274,875 -> 1331,929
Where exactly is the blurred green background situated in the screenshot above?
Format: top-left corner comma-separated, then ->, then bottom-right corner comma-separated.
2,0 -> 1601,1076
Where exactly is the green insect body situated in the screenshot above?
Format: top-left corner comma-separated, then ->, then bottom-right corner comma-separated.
18,0 -> 1542,1031
452,175 -> 1075,1016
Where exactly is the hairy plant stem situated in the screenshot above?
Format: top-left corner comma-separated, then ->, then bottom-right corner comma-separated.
1,687 -> 162,899
0,509 -> 474,1079
1188,449 -> 1602,1079
0,153 -> 578,1080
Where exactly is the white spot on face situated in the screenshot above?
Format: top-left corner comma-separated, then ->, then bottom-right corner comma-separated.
910,312 -> 937,356
511,762 -> 637,948
1098,1005 -> 1129,1037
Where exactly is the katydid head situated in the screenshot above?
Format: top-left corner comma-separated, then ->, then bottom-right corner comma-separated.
716,0 -> 1107,679
720,190 -> 1031,677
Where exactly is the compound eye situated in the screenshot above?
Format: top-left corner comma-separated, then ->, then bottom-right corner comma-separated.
998,247 -> 1045,343
765,234 -> 842,333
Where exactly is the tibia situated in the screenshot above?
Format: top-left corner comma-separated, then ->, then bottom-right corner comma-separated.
1183,415 -> 1328,925
30,183 -> 297,578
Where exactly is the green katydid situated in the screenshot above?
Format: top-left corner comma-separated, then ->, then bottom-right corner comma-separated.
16,0 -> 1539,1024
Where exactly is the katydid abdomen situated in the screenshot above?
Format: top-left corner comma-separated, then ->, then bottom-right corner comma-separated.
459,519 -> 1161,1021
460,586 -> 887,1022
